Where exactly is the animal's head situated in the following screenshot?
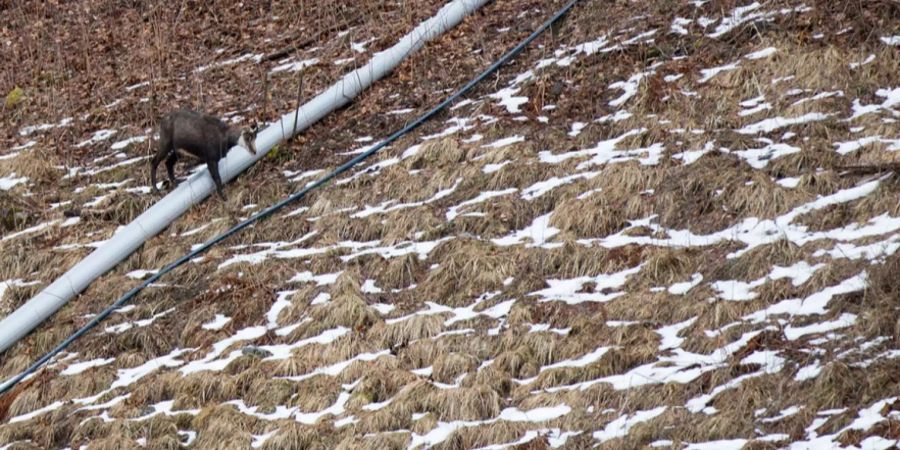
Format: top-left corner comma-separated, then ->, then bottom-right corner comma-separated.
240,122 -> 260,155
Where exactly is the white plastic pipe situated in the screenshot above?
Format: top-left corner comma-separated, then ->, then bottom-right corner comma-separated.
0,0 -> 489,354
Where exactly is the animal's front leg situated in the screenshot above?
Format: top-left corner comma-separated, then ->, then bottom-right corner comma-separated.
206,159 -> 227,201
150,149 -> 169,193
165,152 -> 179,188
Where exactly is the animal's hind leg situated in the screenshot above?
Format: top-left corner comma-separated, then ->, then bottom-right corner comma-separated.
150,148 -> 170,193
151,126 -> 174,193
165,152 -> 179,188
206,159 -> 227,201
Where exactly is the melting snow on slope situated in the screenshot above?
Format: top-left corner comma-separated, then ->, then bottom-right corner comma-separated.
737,113 -> 830,134
0,173 -> 28,190
834,135 -> 885,155
668,273 -> 703,295
708,2 -> 768,38
530,265 -> 641,305
880,36 -> 900,46
110,135 -> 148,150
744,47 -> 777,59
270,58 -> 319,73
491,214 -> 560,248
75,129 -> 117,148
60,358 -> 116,376
587,178 -> 897,260
408,404 -> 572,449
593,407 -> 667,443
712,261 -> 824,301
742,272 -> 867,322
539,129 -> 664,168
698,62 -> 739,83
447,188 -> 518,220
732,141 -> 800,168
201,314 -> 232,331
521,172 -> 599,200
609,72 -> 650,106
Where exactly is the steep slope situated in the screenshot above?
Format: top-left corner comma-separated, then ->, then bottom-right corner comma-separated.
1,0 -> 899,449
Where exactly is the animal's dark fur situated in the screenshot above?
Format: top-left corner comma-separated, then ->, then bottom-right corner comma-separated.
150,109 -> 257,200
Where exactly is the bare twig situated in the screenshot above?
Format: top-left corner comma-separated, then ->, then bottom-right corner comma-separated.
291,68 -> 304,139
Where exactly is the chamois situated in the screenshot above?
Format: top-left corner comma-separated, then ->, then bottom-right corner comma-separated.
150,109 -> 258,200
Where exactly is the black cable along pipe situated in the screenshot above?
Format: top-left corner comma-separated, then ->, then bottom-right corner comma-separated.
0,0 -> 580,397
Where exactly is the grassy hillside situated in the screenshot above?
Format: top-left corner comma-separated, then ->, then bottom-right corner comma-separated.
1,0 -> 899,448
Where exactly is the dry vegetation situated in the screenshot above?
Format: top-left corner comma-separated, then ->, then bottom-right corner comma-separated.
1,0 -> 899,449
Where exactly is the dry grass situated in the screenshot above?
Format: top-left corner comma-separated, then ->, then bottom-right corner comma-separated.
309,271 -> 382,331
421,239 -> 518,307
853,251 -> 900,342
336,432 -> 410,450
404,138 -> 467,170
2,0 -> 899,448
0,147 -> 64,186
372,314 -> 444,348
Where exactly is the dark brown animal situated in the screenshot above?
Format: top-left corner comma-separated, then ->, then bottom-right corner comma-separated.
150,109 -> 258,200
